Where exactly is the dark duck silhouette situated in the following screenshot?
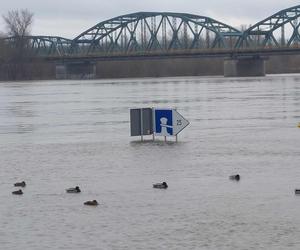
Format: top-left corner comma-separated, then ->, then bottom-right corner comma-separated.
12,189 -> 23,195
66,186 -> 81,193
229,174 -> 240,181
84,200 -> 98,206
153,182 -> 168,189
14,181 -> 26,187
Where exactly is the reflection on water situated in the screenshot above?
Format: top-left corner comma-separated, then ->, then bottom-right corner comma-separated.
0,75 -> 300,250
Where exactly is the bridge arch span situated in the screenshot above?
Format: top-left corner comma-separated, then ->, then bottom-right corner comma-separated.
72,12 -> 242,55
236,5 -> 300,48
2,36 -> 72,56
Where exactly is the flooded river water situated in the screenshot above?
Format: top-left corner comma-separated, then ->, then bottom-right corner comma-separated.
0,75 -> 300,249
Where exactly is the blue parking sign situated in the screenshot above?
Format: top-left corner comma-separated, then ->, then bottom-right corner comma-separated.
154,109 -> 173,136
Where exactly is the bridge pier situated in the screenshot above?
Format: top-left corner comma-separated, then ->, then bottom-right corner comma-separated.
224,57 -> 266,77
56,62 -> 96,79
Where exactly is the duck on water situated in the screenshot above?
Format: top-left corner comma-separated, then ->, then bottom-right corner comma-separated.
66,186 -> 81,193
12,189 -> 23,195
84,200 -> 98,206
14,181 -> 26,187
153,182 -> 168,189
229,175 -> 240,181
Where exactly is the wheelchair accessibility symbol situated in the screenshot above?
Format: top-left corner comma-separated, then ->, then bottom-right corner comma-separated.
154,109 -> 173,136
154,109 -> 189,137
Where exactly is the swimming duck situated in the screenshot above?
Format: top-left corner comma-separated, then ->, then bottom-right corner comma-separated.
229,174 -> 240,181
153,182 -> 168,189
66,186 -> 81,193
14,181 -> 26,187
12,189 -> 23,195
298,123 -> 300,128
84,200 -> 98,206
295,189 -> 300,195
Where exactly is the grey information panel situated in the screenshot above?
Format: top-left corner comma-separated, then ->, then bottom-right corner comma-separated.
130,108 -> 153,136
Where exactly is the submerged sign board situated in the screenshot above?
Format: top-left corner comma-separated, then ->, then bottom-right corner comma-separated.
153,109 -> 189,137
130,108 -> 153,136
130,108 -> 189,139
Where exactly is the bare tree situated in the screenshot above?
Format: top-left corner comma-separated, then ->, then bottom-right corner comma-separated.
3,9 -> 33,37
0,9 -> 34,80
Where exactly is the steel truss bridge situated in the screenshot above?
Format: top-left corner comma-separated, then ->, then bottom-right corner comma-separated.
2,5 -> 300,57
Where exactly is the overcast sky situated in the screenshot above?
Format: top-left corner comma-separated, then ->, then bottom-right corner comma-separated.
0,0 -> 298,38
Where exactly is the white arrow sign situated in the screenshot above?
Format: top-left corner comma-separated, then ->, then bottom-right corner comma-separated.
153,109 -> 189,137
172,109 -> 189,135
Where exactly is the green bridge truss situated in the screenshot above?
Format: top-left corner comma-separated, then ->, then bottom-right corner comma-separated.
72,12 -> 242,55
1,36 -> 72,56
2,5 -> 300,56
236,5 -> 300,48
